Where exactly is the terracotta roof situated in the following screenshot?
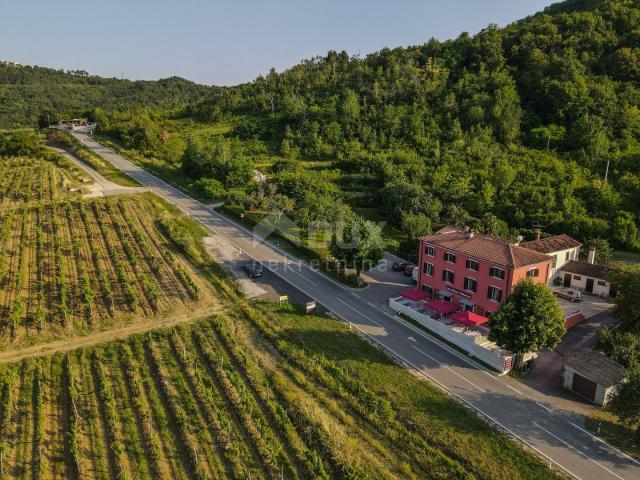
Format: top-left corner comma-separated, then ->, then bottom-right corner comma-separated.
420,227 -> 552,269
565,349 -> 625,387
520,234 -> 582,254
559,260 -> 609,280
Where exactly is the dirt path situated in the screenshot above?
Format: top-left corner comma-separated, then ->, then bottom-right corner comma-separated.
0,303 -> 223,365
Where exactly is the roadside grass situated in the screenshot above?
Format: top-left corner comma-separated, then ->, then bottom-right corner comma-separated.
586,410 -> 640,461
256,301 -> 563,480
612,249 -> 640,264
47,129 -> 141,187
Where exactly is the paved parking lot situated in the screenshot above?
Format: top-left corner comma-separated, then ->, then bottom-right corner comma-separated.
555,293 -> 615,320
358,253 -> 415,309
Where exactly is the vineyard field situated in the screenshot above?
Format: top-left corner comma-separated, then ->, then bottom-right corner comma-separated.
0,303 -> 558,480
0,192 -> 215,349
0,157 -> 82,208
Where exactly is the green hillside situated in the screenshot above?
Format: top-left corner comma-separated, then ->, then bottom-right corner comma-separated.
0,64 -> 213,128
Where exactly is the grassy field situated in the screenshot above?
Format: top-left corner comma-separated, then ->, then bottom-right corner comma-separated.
587,410 -> 640,461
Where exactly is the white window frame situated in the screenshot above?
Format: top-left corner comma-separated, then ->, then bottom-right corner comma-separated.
490,266 -> 505,280
488,285 -> 502,303
443,269 -> 455,284
425,245 -> 435,257
466,259 -> 479,271
444,252 -> 456,264
424,262 -> 433,277
464,277 -> 477,293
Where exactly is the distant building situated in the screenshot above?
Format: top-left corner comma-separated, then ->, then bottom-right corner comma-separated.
521,232 -> 582,282
417,227 -> 552,315
563,349 -> 624,405
557,249 -> 613,297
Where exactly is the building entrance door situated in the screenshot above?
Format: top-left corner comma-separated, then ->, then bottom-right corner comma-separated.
563,273 -> 572,287
585,278 -> 594,293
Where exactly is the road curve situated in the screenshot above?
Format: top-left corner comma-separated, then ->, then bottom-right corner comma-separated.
73,130 -> 640,480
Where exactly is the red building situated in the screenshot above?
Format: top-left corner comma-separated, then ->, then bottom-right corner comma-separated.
417,227 -> 552,315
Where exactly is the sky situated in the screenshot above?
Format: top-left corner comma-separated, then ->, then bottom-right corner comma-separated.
1,0 -> 557,86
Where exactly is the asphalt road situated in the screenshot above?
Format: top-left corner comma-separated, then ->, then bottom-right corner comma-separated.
73,130 -> 640,480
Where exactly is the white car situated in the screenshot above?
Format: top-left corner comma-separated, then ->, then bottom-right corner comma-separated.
554,287 -> 583,302
411,266 -> 418,283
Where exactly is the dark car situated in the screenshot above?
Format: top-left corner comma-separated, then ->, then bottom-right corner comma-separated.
242,262 -> 264,278
403,263 -> 416,276
392,261 -> 409,272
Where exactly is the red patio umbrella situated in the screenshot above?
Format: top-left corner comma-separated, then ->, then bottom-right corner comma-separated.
449,310 -> 489,326
426,300 -> 458,315
399,288 -> 428,301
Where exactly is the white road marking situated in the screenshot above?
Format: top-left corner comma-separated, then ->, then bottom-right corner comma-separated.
569,422 -> 640,466
367,302 -> 377,308
412,345 -> 487,393
535,401 -> 554,413
284,264 -> 319,286
337,298 -> 383,327
534,422 -> 625,480
506,384 -> 523,395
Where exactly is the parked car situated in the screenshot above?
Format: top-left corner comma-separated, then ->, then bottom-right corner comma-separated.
403,263 -> 416,276
554,287 -> 583,302
392,261 -> 409,272
242,262 -> 264,278
411,266 -> 419,283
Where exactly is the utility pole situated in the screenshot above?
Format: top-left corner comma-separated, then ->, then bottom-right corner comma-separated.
604,159 -> 610,182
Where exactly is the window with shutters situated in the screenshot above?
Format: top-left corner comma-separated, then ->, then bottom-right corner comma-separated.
489,267 -> 505,279
464,277 -> 477,292
488,286 -> 502,302
423,262 -> 433,276
442,269 -> 455,284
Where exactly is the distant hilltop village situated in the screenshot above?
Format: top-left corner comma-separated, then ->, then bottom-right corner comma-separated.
1,60 -> 89,77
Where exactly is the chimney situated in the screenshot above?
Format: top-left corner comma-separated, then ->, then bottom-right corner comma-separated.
588,246 -> 596,265
535,229 -> 541,241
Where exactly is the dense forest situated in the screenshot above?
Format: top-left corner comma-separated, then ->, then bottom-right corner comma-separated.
95,0 -> 640,254
14,0 -> 640,256
0,64 -> 213,128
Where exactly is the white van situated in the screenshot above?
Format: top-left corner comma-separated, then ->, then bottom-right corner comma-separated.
411,266 -> 418,283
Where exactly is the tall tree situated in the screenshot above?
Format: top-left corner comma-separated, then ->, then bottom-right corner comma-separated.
330,217 -> 385,281
609,366 -> 640,444
488,279 -> 565,366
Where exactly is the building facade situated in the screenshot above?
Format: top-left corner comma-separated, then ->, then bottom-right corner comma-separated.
520,233 -> 582,284
417,227 -> 552,315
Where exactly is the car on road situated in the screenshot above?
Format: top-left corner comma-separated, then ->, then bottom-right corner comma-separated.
411,266 -> 419,283
242,262 -> 264,278
554,287 -> 583,302
403,263 -> 416,276
392,261 -> 409,272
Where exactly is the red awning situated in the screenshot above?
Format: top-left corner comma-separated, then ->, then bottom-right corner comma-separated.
399,288 -> 428,301
426,300 -> 458,314
449,310 -> 489,326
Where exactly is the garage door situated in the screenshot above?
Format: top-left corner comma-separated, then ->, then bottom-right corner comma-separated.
572,373 -> 597,401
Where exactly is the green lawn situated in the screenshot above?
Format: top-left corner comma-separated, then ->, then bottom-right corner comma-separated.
255,301 -> 564,480
612,250 -> 640,265
587,410 -> 640,460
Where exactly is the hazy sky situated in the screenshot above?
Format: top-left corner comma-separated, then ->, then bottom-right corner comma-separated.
2,0 -> 557,85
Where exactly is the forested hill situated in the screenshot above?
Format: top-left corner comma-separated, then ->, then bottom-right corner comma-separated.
0,64 -> 213,128
173,0 -> 639,250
